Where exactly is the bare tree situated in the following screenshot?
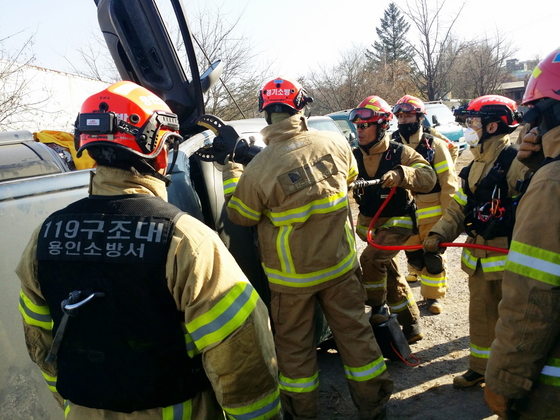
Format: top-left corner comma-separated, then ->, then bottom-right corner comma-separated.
65,31 -> 120,83
400,0 -> 466,101
450,34 -> 517,100
175,5 -> 270,120
0,33 -> 52,130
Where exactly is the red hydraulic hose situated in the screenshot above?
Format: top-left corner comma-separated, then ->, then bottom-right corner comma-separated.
364,186 -> 509,254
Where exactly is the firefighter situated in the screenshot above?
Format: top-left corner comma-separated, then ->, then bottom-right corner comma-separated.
350,95 -> 437,343
222,78 -> 393,420
484,48 -> 560,419
392,95 -> 459,315
423,94 -> 530,388
16,81 -> 281,420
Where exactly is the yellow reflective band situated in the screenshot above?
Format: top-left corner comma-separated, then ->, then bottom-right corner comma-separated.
186,282 -> 259,350
506,241 -> 560,286
411,162 -> 431,169
223,177 -> 239,195
454,188 -> 468,206
470,343 -> 490,359
266,191 -> 348,226
344,356 -> 387,382
434,160 -> 449,174
279,372 -> 319,393
348,165 -> 359,181
388,293 -> 415,312
277,225 -> 295,274
64,400 -> 70,419
264,226 -> 356,287
461,248 -> 477,270
19,289 -> 53,330
417,205 -> 442,220
184,331 -> 200,357
379,216 -> 414,230
228,196 -> 261,221
356,224 -> 368,237
539,357 -> 560,387
420,273 -> 447,287
223,389 -> 281,420
163,398 -> 193,420
363,277 -> 387,290
480,255 -> 507,273
41,370 -> 57,393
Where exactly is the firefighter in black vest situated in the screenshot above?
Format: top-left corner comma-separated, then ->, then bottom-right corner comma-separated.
392,95 -> 459,315
16,81 -> 281,420
423,94 -> 530,389
350,95 -> 437,344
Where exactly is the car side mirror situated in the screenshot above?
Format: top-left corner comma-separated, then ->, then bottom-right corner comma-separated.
348,132 -> 356,143
432,115 -> 440,126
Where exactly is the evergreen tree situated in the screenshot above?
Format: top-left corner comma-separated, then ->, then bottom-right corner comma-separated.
366,3 -> 414,67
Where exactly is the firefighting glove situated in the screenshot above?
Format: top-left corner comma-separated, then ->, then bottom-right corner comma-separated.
484,387 -> 516,419
517,127 -> 544,171
381,168 -> 403,188
423,233 -> 445,254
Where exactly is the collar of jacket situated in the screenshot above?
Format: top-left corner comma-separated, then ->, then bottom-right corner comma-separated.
542,124 -> 560,158
260,113 -> 308,146
471,134 -> 510,162
90,165 -> 168,200
360,133 -> 390,156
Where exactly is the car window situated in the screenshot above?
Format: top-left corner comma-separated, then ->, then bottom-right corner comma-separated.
333,119 -> 353,139
426,104 -> 455,125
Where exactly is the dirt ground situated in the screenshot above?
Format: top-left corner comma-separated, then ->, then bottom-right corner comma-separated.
315,137 -> 522,420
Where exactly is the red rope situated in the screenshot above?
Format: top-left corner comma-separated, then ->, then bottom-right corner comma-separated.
364,187 -> 509,254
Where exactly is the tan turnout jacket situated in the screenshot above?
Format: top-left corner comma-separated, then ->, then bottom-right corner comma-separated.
485,125 -> 560,418
222,114 -> 359,294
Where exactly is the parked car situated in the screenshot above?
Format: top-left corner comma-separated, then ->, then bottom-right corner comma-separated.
326,110 -> 358,147
424,102 -> 468,155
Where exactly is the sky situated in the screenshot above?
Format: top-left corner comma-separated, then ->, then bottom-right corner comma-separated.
1,0 -> 559,81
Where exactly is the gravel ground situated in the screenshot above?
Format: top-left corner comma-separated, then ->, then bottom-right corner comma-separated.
315,141 -> 519,420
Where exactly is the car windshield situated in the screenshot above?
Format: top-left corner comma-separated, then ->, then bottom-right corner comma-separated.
426,104 -> 455,125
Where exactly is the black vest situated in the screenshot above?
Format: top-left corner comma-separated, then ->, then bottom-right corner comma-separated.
37,194 -> 209,412
353,141 -> 415,218
460,145 -> 520,241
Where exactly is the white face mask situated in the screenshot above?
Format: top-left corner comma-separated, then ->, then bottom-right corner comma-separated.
464,127 -> 481,147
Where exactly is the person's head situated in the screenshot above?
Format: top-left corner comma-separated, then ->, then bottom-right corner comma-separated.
522,48 -> 560,136
258,77 -> 313,125
453,95 -> 522,148
349,96 -> 393,149
392,95 -> 426,140
74,81 -> 182,178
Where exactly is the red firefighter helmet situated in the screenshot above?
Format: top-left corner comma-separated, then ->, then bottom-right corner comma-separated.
349,96 -> 393,124
392,95 -> 427,115
258,77 -> 313,112
75,81 -> 181,163
455,95 -> 522,128
522,48 -> 560,105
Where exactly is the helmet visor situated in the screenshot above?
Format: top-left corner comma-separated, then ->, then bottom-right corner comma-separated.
392,103 -> 420,114
349,108 -> 387,122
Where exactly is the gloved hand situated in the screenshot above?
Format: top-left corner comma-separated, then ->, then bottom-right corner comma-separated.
381,168 -> 403,188
423,233 -> 445,253
517,127 -> 544,171
484,386 -> 515,419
